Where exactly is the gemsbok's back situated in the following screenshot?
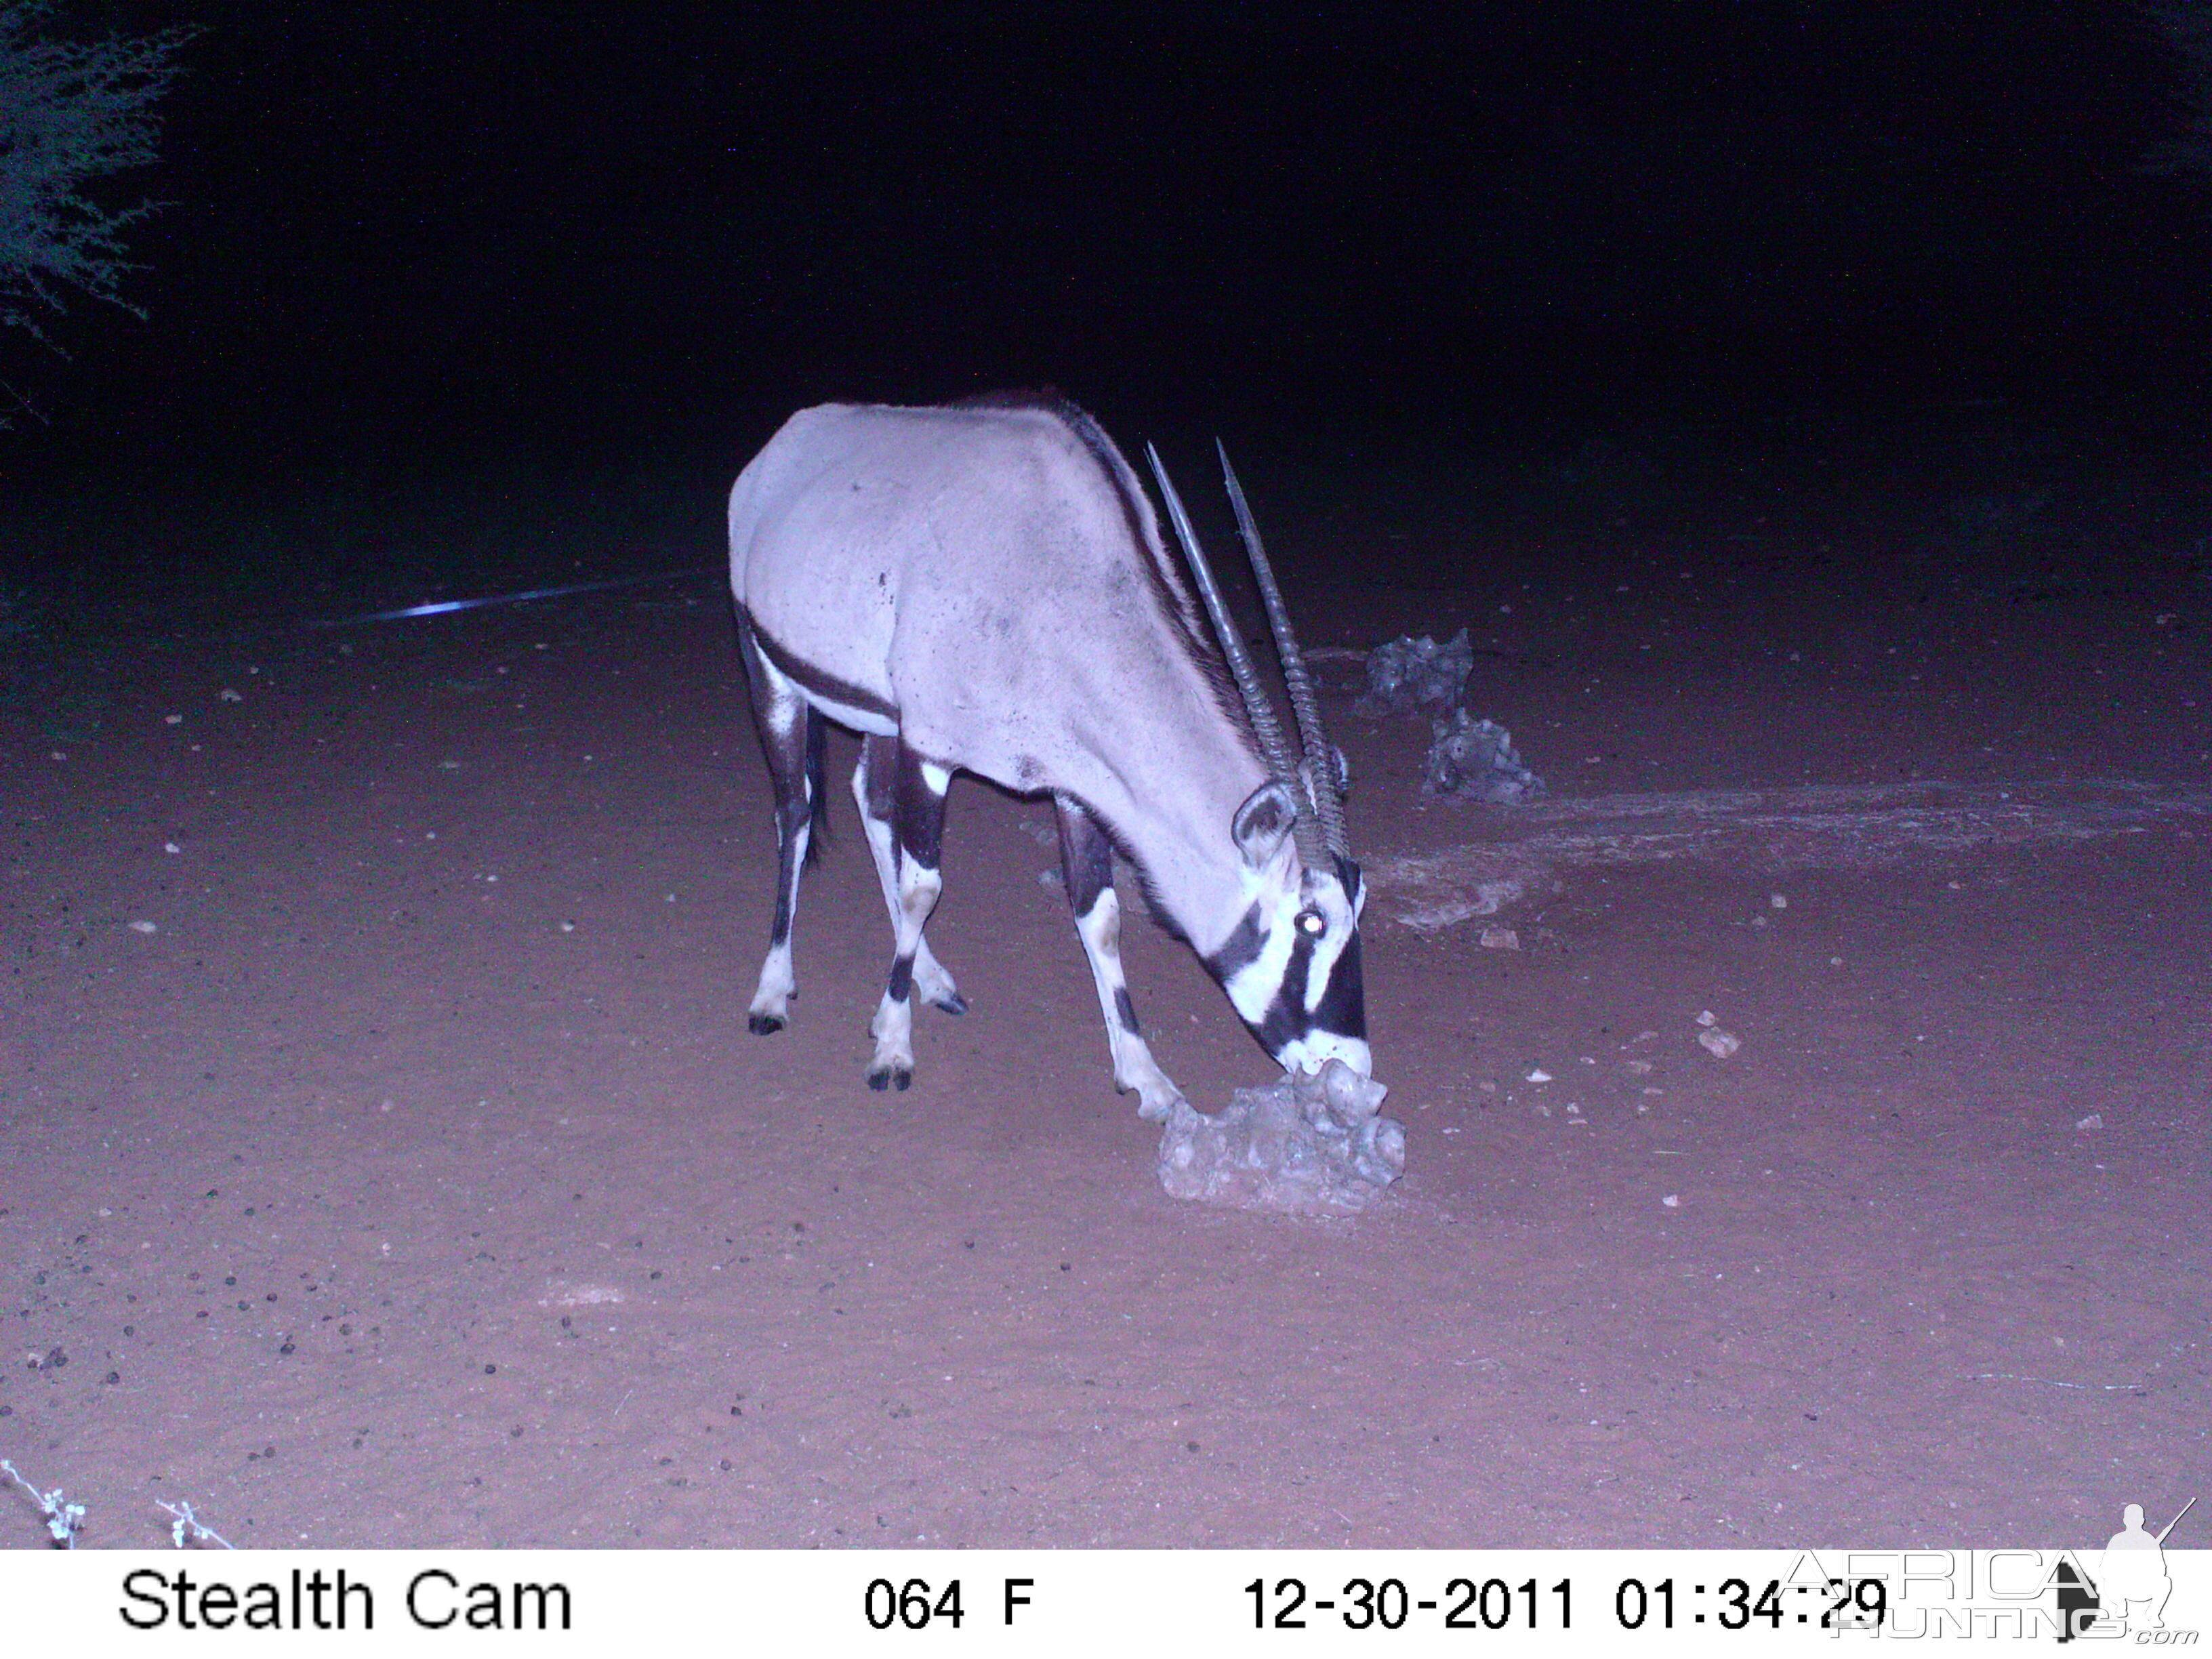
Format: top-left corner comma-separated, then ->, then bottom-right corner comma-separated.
727,393 -> 1367,1118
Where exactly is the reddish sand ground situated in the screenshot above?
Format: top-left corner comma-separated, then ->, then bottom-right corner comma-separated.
2,478 -> 2206,1550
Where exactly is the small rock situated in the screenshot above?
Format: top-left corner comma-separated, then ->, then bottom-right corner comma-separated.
1479,924 -> 1519,950
1526,1067 -> 1553,1083
218,689 -> 243,703
1662,1193 -> 1680,1208
1624,1059 -> 1653,1076
1697,1028 -> 1741,1059
1695,1010 -> 1717,1027
163,714 -> 183,725
1769,893 -> 1788,909
128,920 -> 158,935
2074,1114 -> 2103,1132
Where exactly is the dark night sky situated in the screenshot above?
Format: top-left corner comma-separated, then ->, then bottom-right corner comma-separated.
22,2 -> 2212,482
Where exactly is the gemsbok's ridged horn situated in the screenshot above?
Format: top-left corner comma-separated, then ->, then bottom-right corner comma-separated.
1146,443 -> 1321,866
1218,441 -> 1349,859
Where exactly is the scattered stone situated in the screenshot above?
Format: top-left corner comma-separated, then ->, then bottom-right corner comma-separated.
1769,893 -> 1788,909
1624,1059 -> 1654,1076
163,714 -> 182,725
1158,1061 -> 1406,1217
1479,924 -> 1520,950
2074,1114 -> 2103,1132
1662,1193 -> 1681,1208
1695,1010 -> 1717,1027
128,920 -> 157,935
218,689 -> 243,703
1527,1067 -> 1553,1083
1697,1027 -> 1741,1059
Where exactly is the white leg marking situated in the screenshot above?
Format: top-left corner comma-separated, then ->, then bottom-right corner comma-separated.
852,758 -> 962,1012
1071,888 -> 1186,1121
867,848 -> 944,1089
747,816 -> 809,1027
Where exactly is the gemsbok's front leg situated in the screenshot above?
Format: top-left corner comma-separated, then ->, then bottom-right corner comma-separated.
864,740 -> 954,1092
739,621 -> 819,1035
1054,795 -> 1189,1121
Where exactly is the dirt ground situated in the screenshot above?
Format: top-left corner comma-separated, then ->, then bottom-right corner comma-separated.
2,470 -> 2207,1550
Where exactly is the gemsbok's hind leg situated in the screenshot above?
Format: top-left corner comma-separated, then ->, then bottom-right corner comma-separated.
853,737 -> 966,1018
863,740 -> 953,1092
1054,795 -> 1187,1122
739,625 -> 816,1035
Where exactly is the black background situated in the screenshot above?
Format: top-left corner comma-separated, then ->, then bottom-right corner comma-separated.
9,2 -> 2211,595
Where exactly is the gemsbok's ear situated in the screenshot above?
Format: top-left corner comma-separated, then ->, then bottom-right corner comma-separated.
1231,781 -> 1299,871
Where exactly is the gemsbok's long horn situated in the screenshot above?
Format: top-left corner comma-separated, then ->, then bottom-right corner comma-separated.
1218,441 -> 1349,859
1146,443 -> 1319,865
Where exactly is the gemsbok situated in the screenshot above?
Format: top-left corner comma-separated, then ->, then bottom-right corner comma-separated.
726,392 -> 1368,1119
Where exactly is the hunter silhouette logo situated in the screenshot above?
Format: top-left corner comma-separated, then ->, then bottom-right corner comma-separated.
2056,1495 -> 2196,1641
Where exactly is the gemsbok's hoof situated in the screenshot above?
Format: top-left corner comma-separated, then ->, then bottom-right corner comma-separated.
866,1065 -> 913,1093
747,1012 -> 785,1036
930,989 -> 969,1017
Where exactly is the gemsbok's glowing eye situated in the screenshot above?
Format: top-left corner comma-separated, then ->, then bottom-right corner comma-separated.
1296,909 -> 1326,937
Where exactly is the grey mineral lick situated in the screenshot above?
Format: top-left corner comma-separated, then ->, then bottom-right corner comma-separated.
1158,1059 -> 1408,1216
1353,630 -> 1475,719
1422,709 -> 1547,804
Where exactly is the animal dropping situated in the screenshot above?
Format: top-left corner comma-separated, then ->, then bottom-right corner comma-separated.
1158,1059 -> 1406,1216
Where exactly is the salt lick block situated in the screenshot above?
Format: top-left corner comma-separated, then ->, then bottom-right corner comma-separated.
1158,1059 -> 1408,1216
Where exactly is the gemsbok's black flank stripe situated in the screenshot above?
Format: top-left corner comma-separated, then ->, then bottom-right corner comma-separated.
739,603 -> 899,723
